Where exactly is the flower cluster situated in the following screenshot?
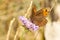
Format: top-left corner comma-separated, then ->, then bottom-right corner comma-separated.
19,16 -> 39,31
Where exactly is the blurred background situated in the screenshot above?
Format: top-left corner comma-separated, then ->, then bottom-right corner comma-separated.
0,0 -> 60,40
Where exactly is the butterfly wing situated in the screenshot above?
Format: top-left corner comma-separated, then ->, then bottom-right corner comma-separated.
30,4 -> 48,27
31,16 -> 47,26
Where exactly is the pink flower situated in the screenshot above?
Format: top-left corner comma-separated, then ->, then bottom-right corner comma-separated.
19,16 -> 39,31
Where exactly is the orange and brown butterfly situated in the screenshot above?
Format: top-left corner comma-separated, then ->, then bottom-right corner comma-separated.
30,4 -> 49,27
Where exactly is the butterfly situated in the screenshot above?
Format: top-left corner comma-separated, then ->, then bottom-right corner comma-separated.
30,4 -> 49,27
